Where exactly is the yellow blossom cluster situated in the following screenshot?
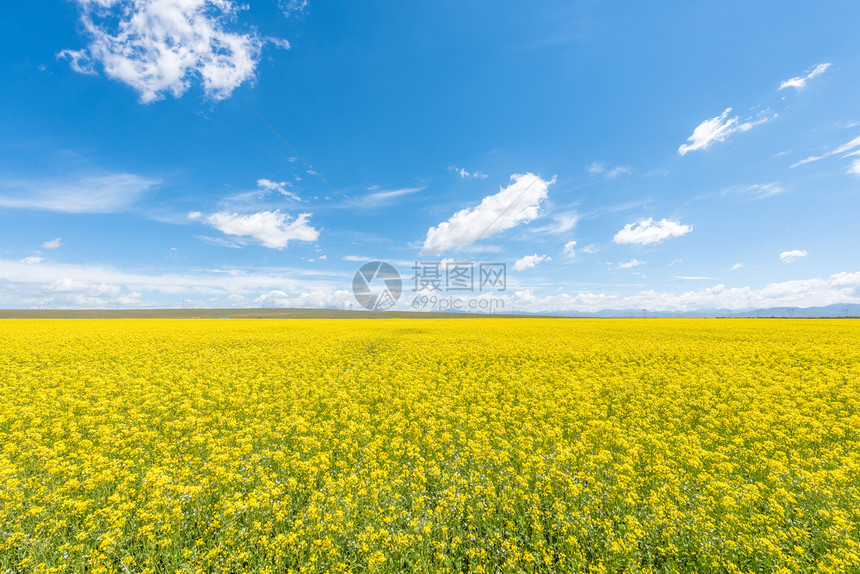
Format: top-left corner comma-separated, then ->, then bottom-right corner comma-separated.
1,318 -> 859,573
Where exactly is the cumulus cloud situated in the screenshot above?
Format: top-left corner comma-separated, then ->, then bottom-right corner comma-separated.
61,0 -> 279,103
732,263 -> 743,270
779,63 -> 831,90
21,257 -> 44,265
614,218 -> 692,245
780,249 -> 808,263
42,238 -> 63,250
421,173 -> 554,255
0,173 -> 158,213
513,254 -> 550,271
678,108 -> 775,155
202,210 -> 319,248
563,241 -> 576,257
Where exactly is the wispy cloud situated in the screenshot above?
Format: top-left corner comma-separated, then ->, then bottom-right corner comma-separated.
617,259 -> 644,269
0,173 -> 159,213
720,182 -> 785,199
675,276 -> 717,280
743,182 -> 784,198
678,108 -> 776,155
586,161 -> 606,175
586,161 -> 630,178
514,254 -> 550,271
448,166 -> 488,179
257,178 -> 301,201
421,173 -> 554,255
792,134 -> 860,175
42,238 -> 63,250
779,63 -> 831,90
356,186 -> 424,207
195,235 -> 244,249
534,211 -> 578,235
614,218 -> 692,245
780,249 -> 808,263
60,0 -> 279,103
342,255 -> 374,262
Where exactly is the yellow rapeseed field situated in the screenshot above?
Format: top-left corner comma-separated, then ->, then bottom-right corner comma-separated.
1,318 -> 859,573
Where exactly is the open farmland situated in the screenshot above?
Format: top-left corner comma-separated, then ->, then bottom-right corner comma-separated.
1,319 -> 859,573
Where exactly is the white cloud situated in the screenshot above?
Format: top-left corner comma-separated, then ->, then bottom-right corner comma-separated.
257,179 -> 300,201
534,211 -> 578,235
678,108 -> 775,155
586,162 -> 606,174
42,238 -> 63,250
732,263 -> 743,270
421,173 -> 554,255
744,183 -> 784,197
203,210 -> 319,248
563,241 -> 576,257
614,218 -> 692,245
62,0 -> 275,103
357,186 -> 424,207
20,257 -> 44,265
606,166 -> 631,179
780,249 -> 808,263
279,0 -> 309,16
779,63 -> 831,90
342,255 -> 373,262
448,166 -> 488,179
617,259 -> 643,269
586,162 -> 629,178
0,173 -> 158,213
500,271 -> 860,313
0,256 -> 344,309
1,256 -> 859,313
791,136 -> 860,169
580,244 -> 597,254
195,235 -> 243,248
514,254 -> 550,271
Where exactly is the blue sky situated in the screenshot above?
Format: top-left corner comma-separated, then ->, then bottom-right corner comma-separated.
1,1 -> 859,312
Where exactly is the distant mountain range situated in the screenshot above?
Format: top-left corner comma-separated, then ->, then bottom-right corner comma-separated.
528,303 -> 860,318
